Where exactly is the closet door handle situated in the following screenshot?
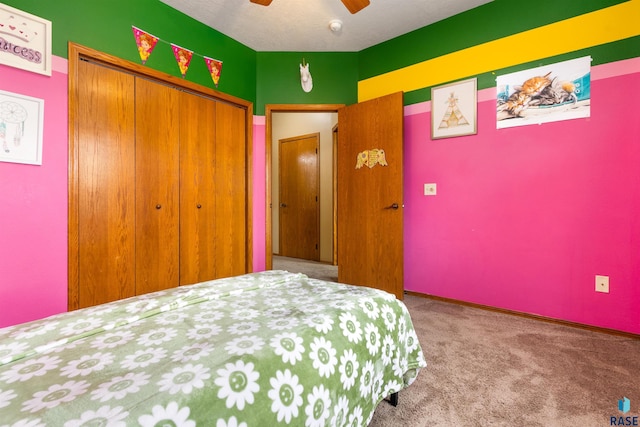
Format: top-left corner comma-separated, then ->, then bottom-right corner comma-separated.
385,203 -> 399,210
197,204 -> 202,209
156,204 -> 162,209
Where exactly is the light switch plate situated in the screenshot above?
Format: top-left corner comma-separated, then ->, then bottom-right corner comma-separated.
595,275 -> 609,293
424,183 -> 437,196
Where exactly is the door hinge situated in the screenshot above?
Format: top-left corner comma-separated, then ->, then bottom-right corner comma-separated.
315,243 -> 318,250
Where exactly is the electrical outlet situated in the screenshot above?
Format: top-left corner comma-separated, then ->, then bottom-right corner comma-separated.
595,275 -> 609,293
424,183 -> 437,196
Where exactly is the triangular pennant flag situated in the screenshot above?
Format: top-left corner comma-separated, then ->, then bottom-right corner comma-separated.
132,26 -> 159,65
204,56 -> 223,87
171,44 -> 193,78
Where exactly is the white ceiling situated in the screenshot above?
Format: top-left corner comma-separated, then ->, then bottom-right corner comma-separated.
159,0 -> 492,52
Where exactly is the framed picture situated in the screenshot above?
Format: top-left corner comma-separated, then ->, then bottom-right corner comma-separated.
0,4 -> 52,76
0,89 -> 44,165
496,56 -> 591,129
431,78 -> 477,140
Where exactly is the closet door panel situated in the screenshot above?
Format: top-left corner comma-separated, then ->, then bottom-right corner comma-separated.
214,102 -> 247,277
179,91 -> 217,286
135,78 -> 180,295
76,60 -> 136,308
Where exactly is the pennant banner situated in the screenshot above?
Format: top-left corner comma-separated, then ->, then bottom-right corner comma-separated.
131,26 -> 223,87
171,44 -> 193,78
204,56 -> 223,87
132,26 -> 159,65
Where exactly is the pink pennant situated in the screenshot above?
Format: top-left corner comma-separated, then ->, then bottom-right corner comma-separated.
204,56 -> 223,87
171,43 -> 193,78
132,26 -> 159,65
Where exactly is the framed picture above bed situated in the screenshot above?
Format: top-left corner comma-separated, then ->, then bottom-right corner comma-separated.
431,78 -> 477,140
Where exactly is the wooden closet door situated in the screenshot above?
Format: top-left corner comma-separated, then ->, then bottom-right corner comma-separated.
215,102 -> 247,277
135,77 -> 180,294
76,60 -> 136,309
179,91 -> 217,286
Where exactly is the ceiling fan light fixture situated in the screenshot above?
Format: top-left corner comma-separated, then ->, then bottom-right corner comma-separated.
249,0 -> 370,14
329,19 -> 343,33
340,0 -> 370,14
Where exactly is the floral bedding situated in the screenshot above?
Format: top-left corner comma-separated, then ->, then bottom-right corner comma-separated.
0,271 -> 426,426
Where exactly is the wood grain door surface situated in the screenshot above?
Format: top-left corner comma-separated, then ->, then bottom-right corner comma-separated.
179,91 -> 217,286
134,77 -> 181,295
76,60 -> 137,308
279,133 -> 320,261
71,47 -> 250,310
337,92 -> 404,299
213,101 -> 248,278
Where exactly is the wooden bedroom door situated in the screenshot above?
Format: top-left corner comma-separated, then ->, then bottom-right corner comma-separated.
134,77 -> 181,295
337,92 -> 404,300
279,133 -> 320,261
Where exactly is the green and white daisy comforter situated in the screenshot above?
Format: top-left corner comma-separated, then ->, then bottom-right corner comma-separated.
0,270 -> 426,426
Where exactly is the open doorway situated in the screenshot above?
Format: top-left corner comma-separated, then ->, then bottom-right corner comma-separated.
265,104 -> 343,272
267,94 -> 405,298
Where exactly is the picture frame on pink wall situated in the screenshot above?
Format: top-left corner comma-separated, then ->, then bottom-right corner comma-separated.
496,56 -> 591,129
431,78 -> 477,140
0,89 -> 44,165
0,4 -> 52,76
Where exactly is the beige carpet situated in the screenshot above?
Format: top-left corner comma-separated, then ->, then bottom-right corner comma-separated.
272,256 -> 640,426
273,255 -> 338,282
371,296 -> 640,426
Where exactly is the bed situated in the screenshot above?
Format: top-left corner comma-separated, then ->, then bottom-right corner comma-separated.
0,271 -> 426,426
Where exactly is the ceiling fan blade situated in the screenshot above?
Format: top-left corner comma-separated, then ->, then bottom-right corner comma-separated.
341,0 -> 370,14
250,0 -> 273,5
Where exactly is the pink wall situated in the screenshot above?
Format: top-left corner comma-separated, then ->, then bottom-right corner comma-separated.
403,59 -> 640,334
0,58 -> 268,328
2,58 -> 639,336
252,117 -> 266,272
0,58 -> 69,327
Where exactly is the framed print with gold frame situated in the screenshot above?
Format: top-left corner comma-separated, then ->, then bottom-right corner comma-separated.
431,78 -> 477,140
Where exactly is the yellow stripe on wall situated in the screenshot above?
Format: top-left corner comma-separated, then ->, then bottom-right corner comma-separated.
358,0 -> 640,102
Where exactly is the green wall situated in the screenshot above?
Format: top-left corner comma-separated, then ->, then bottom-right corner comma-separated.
401,37 -> 640,106
7,0 -> 638,113
5,0 -> 257,104
358,0 -> 637,105
256,52 -> 358,115
359,0 -> 626,79
6,0 -> 358,115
